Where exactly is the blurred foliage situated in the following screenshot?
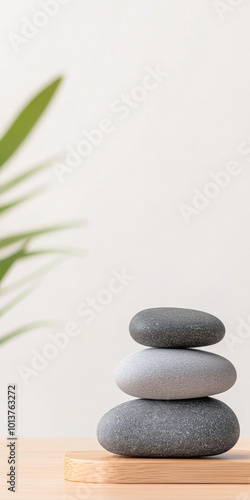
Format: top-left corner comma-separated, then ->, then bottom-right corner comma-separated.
0,77 -> 83,345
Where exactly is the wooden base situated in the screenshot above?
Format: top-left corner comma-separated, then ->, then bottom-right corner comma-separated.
64,449 -> 250,484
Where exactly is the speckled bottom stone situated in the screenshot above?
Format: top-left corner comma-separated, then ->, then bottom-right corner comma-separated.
97,398 -> 240,458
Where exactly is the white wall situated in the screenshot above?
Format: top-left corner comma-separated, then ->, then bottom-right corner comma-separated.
0,0 -> 250,437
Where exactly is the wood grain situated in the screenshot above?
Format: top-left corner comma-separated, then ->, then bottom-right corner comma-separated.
0,439 -> 250,499
64,448 -> 250,484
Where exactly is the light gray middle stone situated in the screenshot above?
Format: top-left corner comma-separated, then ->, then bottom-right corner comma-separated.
114,348 -> 237,399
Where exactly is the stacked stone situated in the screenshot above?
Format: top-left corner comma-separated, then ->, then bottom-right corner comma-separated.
97,308 -> 240,457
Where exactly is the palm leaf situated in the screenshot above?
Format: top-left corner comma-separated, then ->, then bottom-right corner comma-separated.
0,78 -> 62,168
0,77 -> 84,346
0,320 -> 62,345
0,221 -> 82,249
0,245 -> 84,284
0,257 -> 63,295
0,281 -> 40,318
23,248 -> 85,258
0,246 -> 27,282
0,157 -> 59,195
0,186 -> 47,215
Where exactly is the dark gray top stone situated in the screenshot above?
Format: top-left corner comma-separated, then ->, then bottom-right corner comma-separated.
129,308 -> 225,348
97,398 -> 240,458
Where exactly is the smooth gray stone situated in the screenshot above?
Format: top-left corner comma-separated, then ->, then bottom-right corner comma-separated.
97,398 -> 240,457
114,348 -> 236,399
129,308 -> 225,348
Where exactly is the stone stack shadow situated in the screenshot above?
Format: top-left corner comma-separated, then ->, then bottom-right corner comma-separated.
97,308 -> 240,457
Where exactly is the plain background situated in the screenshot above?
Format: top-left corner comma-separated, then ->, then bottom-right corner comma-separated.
0,0 -> 250,438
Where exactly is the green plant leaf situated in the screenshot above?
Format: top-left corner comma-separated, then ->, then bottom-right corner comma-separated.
0,77 -> 62,168
0,221 -> 82,249
0,246 -> 27,282
0,186 -> 47,215
23,248 -> 85,258
0,245 -> 84,284
0,257 -> 63,295
0,281 -> 40,318
0,76 -> 85,347
0,320 -> 62,345
0,157 -> 59,195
